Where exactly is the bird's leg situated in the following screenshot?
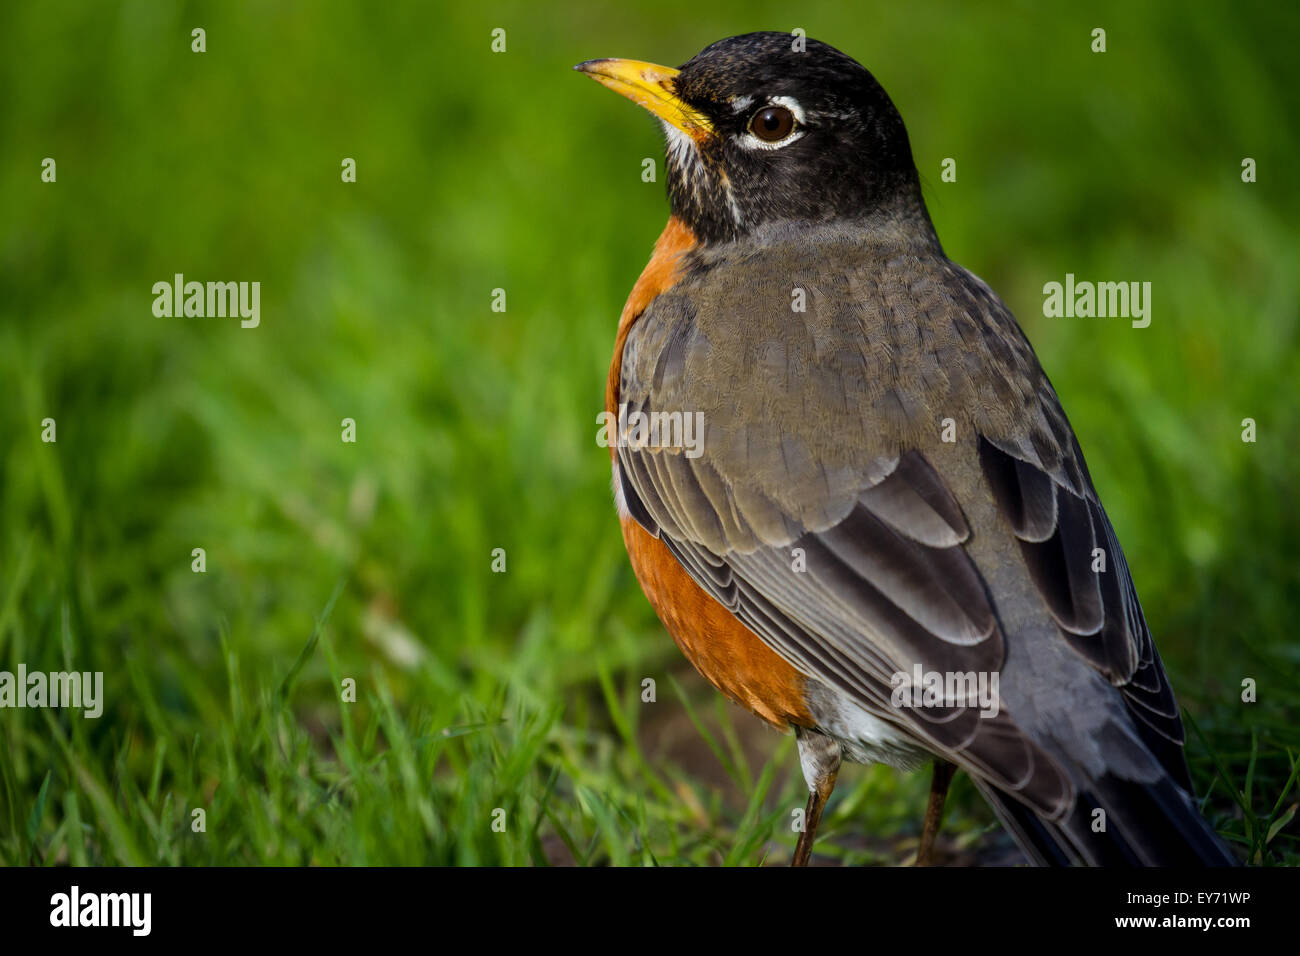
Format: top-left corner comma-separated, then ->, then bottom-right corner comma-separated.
915,759 -> 957,866
793,729 -> 842,867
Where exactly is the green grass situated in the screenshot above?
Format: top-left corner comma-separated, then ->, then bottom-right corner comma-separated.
1,0 -> 1297,865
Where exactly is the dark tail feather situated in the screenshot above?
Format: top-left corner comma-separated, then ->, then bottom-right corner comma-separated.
975,774 -> 1237,866
974,779 -> 1074,865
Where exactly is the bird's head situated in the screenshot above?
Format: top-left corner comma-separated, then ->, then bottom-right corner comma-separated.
576,32 -> 931,245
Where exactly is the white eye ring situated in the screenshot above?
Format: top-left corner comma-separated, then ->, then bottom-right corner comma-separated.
739,95 -> 806,150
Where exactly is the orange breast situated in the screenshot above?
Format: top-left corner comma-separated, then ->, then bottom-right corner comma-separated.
610,217 -> 813,730
620,517 -> 814,728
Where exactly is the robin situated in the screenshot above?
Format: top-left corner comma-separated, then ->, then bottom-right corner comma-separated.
576,32 -> 1234,866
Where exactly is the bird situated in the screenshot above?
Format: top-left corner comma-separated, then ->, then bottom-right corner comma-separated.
575,32 -> 1235,866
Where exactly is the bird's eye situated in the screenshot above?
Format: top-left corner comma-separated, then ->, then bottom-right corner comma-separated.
749,106 -> 796,142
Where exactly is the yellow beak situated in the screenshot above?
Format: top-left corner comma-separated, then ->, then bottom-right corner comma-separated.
574,58 -> 714,139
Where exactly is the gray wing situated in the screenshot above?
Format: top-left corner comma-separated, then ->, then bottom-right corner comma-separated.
616,237 -> 1189,825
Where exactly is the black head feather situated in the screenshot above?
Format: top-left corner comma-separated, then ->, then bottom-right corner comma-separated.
665,32 -> 931,244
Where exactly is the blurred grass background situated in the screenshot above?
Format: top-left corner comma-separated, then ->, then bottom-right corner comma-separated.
0,0 -> 1296,865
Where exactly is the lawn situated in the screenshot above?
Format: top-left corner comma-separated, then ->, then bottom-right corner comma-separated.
0,0 -> 1296,865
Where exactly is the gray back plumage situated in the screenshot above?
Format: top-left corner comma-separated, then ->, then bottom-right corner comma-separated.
615,219 -> 1231,863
